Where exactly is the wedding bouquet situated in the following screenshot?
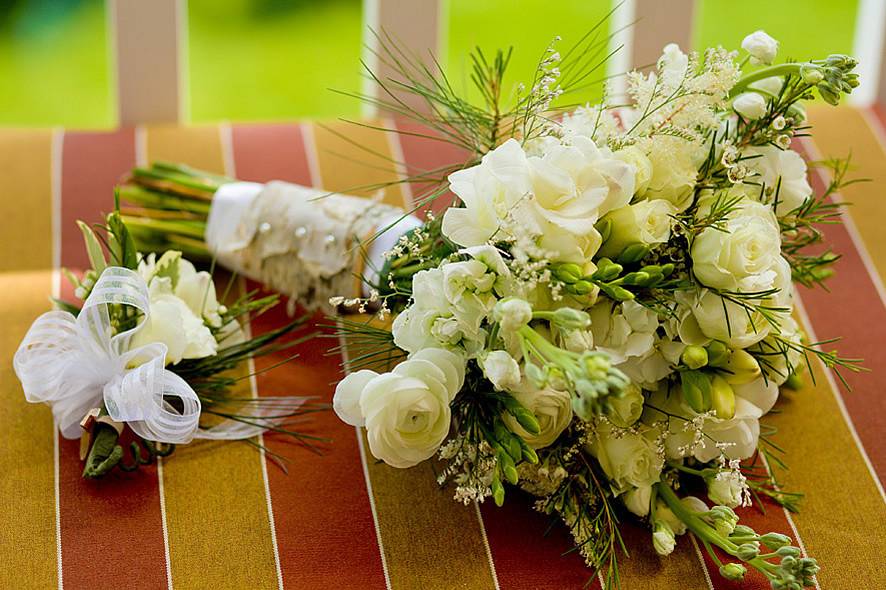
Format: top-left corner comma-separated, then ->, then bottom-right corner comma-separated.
330,30 -> 861,588
14,207 -> 317,478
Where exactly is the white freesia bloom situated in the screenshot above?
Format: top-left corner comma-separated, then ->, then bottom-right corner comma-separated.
733,376 -> 779,414
589,300 -> 659,364
129,276 -> 217,365
588,423 -> 663,490
739,146 -> 812,216
332,349 -> 465,468
599,199 -> 677,258
441,136 -> 635,261
481,350 -> 521,391
691,199 -> 782,292
502,382 -> 573,449
742,30 -> 778,65
733,92 -> 767,119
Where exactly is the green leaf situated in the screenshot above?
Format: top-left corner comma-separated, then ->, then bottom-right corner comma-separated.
153,250 -> 182,288
77,221 -> 107,273
106,211 -> 139,270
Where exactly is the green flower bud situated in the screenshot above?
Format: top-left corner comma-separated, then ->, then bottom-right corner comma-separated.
571,280 -> 595,295
617,243 -> 651,265
760,532 -> 792,550
710,375 -> 736,420
776,546 -> 801,558
599,283 -> 634,301
520,443 -> 539,464
491,477 -> 505,506
681,370 -> 712,413
722,349 -> 761,385
681,345 -> 708,369
800,66 -> 824,85
621,271 -> 650,286
730,525 -> 756,538
705,341 -> 730,367
552,307 -> 591,329
708,506 -> 738,536
719,563 -> 747,581
783,372 -> 803,390
736,541 -> 760,561
552,263 -> 583,284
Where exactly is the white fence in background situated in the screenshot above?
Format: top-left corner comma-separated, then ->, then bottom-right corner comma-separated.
109,0 -> 883,126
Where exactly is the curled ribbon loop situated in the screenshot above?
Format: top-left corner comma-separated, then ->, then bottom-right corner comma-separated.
14,267 -> 203,444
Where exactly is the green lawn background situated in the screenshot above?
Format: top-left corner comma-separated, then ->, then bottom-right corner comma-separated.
0,0 -> 860,128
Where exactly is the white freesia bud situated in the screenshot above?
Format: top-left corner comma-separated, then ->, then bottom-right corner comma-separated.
652,522 -> 676,556
502,382 -> 573,449
732,92 -> 767,120
742,30 -> 778,65
622,484 -> 652,517
493,297 -> 533,332
587,424 -> 663,490
481,350 -> 522,391
605,383 -> 645,428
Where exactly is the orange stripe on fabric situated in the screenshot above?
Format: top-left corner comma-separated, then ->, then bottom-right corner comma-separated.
0,130 -> 56,589
145,125 -> 279,590
57,129 -> 169,590
759,300 -> 886,589
230,123 -> 388,589
311,120 -> 499,590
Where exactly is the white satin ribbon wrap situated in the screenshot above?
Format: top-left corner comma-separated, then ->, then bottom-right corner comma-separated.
13,266 -> 304,444
205,181 -> 421,310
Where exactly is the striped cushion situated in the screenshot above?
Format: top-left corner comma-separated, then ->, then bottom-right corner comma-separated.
0,110 -> 883,589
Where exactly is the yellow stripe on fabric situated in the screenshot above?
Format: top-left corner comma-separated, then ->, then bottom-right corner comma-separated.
145,125 -> 279,590
806,106 -> 886,283
310,121 -> 499,590
616,534 -> 711,590
311,120 -> 408,206
0,130 -> 54,272
0,130 -> 57,589
761,304 -> 886,589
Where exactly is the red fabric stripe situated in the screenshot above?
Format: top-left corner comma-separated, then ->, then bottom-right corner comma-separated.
793,139 -> 886,483
231,123 -> 387,589
58,129 -> 169,589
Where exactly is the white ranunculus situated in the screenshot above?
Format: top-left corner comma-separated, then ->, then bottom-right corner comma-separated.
503,382 -> 573,449
740,146 -> 812,217
130,278 -> 217,365
645,136 -> 698,211
742,30 -> 778,65
614,145 -> 653,196
732,92 -> 768,120
410,347 -> 466,398
599,199 -> 677,259
588,424 -> 663,490
333,369 -> 378,427
679,289 -> 771,349
359,371 -> 452,468
481,350 -> 521,391
605,382 -> 645,428
622,484 -> 653,517
691,199 -> 782,292
589,300 -> 659,364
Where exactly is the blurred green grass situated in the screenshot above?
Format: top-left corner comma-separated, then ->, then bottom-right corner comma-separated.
0,0 -> 861,128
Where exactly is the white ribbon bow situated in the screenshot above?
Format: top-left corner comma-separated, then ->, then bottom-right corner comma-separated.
14,266 -> 302,444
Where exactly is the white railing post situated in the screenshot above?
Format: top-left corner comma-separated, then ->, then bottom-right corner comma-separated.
361,0 -> 445,117
110,0 -> 187,126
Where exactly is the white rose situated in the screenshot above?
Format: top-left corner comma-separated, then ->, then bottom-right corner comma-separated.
645,136 -> 697,211
742,30 -> 778,65
732,92 -> 768,120
691,199 -> 782,292
740,146 -> 812,217
588,424 -> 663,490
622,484 -> 653,517
481,350 -> 521,391
679,289 -> 771,349
503,382 -> 573,449
598,199 -> 676,259
615,145 -> 653,196
130,279 -> 217,365
605,382 -> 645,428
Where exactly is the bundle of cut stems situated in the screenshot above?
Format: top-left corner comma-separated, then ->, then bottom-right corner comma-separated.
118,162 -> 232,259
